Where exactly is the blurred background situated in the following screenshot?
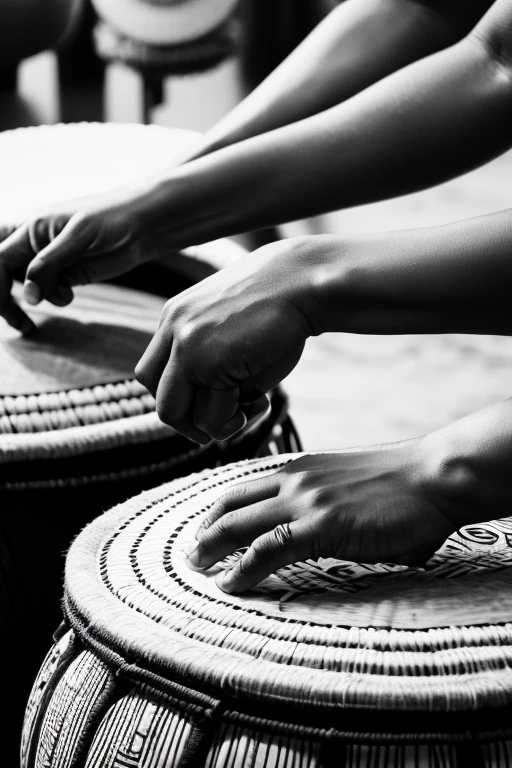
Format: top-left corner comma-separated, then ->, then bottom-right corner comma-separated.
1,0 -> 512,451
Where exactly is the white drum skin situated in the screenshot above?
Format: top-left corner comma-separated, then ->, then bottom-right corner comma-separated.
90,0 -> 239,45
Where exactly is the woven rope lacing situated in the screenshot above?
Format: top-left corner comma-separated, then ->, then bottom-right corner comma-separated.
65,456 -> 512,713
0,380 -> 154,434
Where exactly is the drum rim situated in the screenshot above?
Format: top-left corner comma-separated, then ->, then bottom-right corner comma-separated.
0,123 -> 246,452
1,389 -> 293,489
63,455 -> 512,715
90,0 -> 239,45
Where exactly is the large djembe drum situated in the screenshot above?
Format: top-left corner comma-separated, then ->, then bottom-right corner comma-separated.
1,284 -> 299,759
22,455 -> 512,768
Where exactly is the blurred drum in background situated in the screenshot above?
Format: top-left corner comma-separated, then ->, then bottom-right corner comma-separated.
0,122 -> 245,295
22,455 -> 512,768
90,0 -> 239,45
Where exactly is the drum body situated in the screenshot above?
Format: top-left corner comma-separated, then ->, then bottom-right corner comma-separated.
22,455 -> 512,768
1,284 -> 298,764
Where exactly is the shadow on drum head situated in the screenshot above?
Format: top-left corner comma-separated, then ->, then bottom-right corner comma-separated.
2,315 -> 153,395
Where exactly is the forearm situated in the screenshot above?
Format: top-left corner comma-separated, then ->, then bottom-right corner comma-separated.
304,210 -> 512,336
179,0 -> 483,163
420,399 -> 512,527
135,31 -> 512,244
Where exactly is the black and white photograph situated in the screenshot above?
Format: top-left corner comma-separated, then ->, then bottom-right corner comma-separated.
1,1 -> 512,766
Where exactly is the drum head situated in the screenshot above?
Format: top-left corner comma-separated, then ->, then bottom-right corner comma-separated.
0,122 -> 245,274
0,283 -> 163,396
65,455 -> 512,716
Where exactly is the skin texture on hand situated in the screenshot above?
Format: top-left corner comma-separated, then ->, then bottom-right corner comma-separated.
135,241 -> 318,444
185,397 -> 512,593
184,0 -> 492,163
0,190 -> 159,335
185,441 -> 457,593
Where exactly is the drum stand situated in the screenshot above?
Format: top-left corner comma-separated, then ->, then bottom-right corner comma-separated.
93,18 -> 239,125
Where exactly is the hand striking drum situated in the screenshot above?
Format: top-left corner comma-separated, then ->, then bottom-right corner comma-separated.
21,456 -> 512,768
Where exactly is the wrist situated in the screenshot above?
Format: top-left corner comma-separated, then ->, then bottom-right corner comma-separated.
416,430 -> 489,529
125,163 -> 228,253
294,235 -> 358,336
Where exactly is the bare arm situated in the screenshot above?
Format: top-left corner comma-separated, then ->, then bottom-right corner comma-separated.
129,1 -> 512,247
182,0 -> 492,162
4,2 -> 512,324
309,208 -> 512,337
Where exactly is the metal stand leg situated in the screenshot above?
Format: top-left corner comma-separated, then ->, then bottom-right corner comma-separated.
142,75 -> 165,124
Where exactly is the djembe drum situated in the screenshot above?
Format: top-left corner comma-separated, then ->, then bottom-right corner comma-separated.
1,284 -> 299,762
22,455 -> 512,768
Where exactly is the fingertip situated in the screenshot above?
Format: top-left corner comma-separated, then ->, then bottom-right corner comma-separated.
23,280 -> 42,306
183,541 -> 207,571
48,284 -> 74,307
215,569 -> 238,593
193,431 -> 212,446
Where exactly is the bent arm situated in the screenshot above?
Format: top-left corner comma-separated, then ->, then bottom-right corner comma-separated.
134,1 -> 512,246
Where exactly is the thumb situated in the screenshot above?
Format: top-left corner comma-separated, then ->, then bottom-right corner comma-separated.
23,218 -> 89,305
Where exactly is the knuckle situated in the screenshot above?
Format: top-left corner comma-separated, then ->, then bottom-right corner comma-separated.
160,298 -> 178,323
133,360 -> 147,385
255,525 -> 292,555
306,486 -> 331,509
175,320 -> 198,349
210,512 -> 233,540
282,470 -> 310,496
28,219 -> 49,252
205,512 -> 246,550
26,256 -> 48,281
155,400 -> 173,426
201,489 -> 235,531
272,523 -> 293,549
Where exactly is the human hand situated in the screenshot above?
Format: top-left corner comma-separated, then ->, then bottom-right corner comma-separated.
136,239 -> 321,444
184,440 -> 457,593
0,189 -> 159,334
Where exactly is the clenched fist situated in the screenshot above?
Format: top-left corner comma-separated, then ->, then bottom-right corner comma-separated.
136,239 -> 322,444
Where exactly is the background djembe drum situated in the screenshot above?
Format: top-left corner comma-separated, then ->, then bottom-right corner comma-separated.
90,0 -> 240,123
0,123 -> 300,762
22,456 -> 512,768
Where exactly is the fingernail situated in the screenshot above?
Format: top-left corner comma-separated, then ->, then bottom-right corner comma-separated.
216,569 -> 236,593
183,540 -> 204,569
20,318 -> 36,337
24,280 -> 41,305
